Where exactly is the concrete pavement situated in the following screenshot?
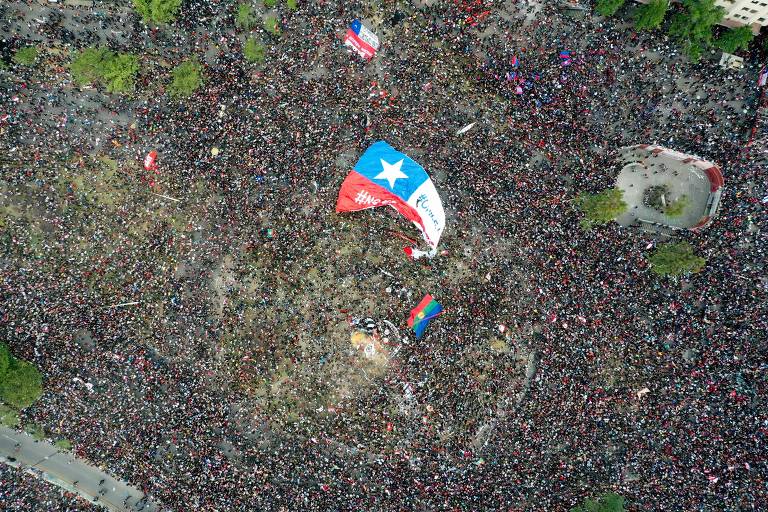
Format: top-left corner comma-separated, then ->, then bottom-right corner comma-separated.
0,426 -> 160,511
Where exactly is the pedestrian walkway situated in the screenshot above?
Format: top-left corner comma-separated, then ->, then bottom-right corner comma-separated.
0,427 -> 160,512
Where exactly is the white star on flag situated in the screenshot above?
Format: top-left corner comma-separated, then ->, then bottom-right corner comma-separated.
374,158 -> 407,188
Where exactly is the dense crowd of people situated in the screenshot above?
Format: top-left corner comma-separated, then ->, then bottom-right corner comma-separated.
1,0 -> 766,510
0,463 -> 93,510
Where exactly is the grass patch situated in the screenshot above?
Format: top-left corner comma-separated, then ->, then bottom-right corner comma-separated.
24,423 -> 46,441
0,404 -> 19,428
54,439 -> 73,450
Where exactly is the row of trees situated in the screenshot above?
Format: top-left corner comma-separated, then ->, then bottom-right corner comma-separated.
134,0 -> 296,24
70,47 -> 203,98
0,343 -> 43,410
576,189 -> 706,277
595,0 -> 754,61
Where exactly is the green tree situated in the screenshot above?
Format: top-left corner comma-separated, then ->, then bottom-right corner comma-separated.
668,0 -> 724,61
576,188 -> 628,229
244,38 -> 266,63
168,60 -> 203,98
13,46 -> 38,66
287,0 -> 297,10
102,53 -> 139,94
264,15 -> 280,36
664,195 -> 689,217
235,3 -> 258,30
0,359 -> 43,409
716,26 -> 754,53
572,493 -> 626,512
264,0 -> 277,7
635,0 -> 668,30
133,0 -> 182,23
69,47 -> 112,86
648,242 -> 706,277
595,0 -> 625,17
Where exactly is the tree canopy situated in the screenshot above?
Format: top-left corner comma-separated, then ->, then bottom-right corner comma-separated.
716,26 -> 754,53
0,358 -> 43,409
648,242 -> 706,277
635,0 -> 668,31
664,195 -> 689,217
102,53 -> 139,94
571,492 -> 626,512
244,38 -> 267,63
69,47 -> 112,86
13,46 -> 38,66
264,15 -> 281,36
236,3 -> 258,30
169,60 -> 204,98
595,0 -> 625,17
133,0 -> 182,23
668,0 -> 724,61
576,188 -> 628,229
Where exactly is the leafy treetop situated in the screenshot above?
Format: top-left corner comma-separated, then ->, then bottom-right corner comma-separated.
576,188 -> 628,229
13,46 -> 38,66
668,0 -> 724,60
169,60 -> 204,98
133,0 -> 182,23
571,492 -> 626,512
69,47 -> 112,86
595,0 -> 625,17
0,357 -> 43,409
634,0 -> 669,31
716,26 -> 754,53
102,53 -> 140,94
244,38 -> 267,63
648,242 -> 706,277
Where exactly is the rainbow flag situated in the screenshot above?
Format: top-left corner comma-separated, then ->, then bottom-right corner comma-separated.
407,294 -> 443,339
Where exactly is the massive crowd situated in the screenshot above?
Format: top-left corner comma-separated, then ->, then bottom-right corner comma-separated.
1,0 -> 767,510
0,463 -> 93,510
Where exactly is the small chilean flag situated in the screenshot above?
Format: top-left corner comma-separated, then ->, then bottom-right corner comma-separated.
143,150 -> 158,171
344,19 -> 380,60
407,294 -> 443,339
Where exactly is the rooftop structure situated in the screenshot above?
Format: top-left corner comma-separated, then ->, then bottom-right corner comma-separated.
615,145 -> 724,232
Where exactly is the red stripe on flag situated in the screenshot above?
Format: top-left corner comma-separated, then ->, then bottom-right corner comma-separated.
336,170 -> 427,237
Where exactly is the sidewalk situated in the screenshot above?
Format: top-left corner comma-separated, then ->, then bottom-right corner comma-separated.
0,426 -> 160,512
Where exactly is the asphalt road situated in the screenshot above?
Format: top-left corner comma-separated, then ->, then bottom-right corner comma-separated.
0,426 -> 159,511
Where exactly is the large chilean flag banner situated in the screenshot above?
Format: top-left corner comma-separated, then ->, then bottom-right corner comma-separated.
343,19 -> 380,60
336,141 -> 445,249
